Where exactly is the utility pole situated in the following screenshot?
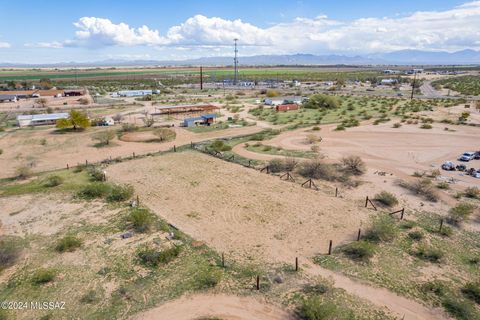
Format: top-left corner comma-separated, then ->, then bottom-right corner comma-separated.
410,71 -> 417,100
234,38 -> 239,85
200,66 -> 203,90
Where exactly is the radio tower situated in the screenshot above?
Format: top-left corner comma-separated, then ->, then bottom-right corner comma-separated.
233,38 -> 239,85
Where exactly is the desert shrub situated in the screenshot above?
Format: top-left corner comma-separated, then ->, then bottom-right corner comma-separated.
374,191 -> 398,207
137,245 -> 182,267
15,166 -> 32,180
438,225 -> 453,237
266,90 -> 279,97
420,124 -> 433,129
462,282 -> 480,304
268,158 -> 298,173
193,266 -> 222,290
31,268 -> 56,285
408,230 -> 424,241
421,281 -> 446,297
414,245 -> 444,263
399,220 -> 416,229
442,296 -> 476,320
341,241 -> 375,262
297,297 -> 352,320
304,94 -> 341,109
398,179 -> 438,202
312,126 -> 321,131
447,203 -> 475,226
127,208 -> 154,232
0,149 -> 3,155
80,290 -> 99,304
306,134 -> 321,144
0,237 -> 21,270
209,140 -> 231,152
392,122 -> 402,128
77,182 -> 111,199
55,235 -> 82,252
436,182 -> 450,190
364,215 -> 398,243
92,130 -> 115,146
296,159 -> 338,181
154,128 -> 176,142
106,184 -> 133,202
464,187 -> 480,199
87,166 -> 105,182
42,175 -> 63,187
120,123 -> 138,132
340,156 -> 366,176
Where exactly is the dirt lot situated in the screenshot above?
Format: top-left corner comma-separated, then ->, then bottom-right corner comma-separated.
0,125 -> 262,179
107,151 -> 371,264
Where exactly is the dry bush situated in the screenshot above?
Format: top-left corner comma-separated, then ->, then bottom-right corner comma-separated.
341,156 -> 366,176
268,157 -> 298,173
296,159 -> 338,181
398,178 -> 438,202
305,134 -> 321,144
374,191 -> 399,207
447,203 -> 475,226
15,166 -> 32,180
0,237 -> 21,270
92,130 -> 115,146
154,128 -> 176,142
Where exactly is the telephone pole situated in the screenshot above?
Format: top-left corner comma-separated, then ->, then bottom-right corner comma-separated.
233,38 -> 239,85
410,71 -> 417,100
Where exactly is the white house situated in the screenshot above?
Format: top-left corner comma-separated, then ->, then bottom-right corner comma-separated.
264,96 -> 304,106
380,79 -> 398,85
17,112 -> 69,127
0,94 -> 17,103
103,117 -> 115,126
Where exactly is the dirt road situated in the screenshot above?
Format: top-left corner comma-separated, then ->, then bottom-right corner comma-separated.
131,294 -> 295,320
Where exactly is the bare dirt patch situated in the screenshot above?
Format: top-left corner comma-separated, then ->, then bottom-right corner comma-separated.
107,151 -> 371,264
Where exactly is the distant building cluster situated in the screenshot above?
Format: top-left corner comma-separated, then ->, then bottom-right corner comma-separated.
110,90 -> 160,97
0,89 -> 84,103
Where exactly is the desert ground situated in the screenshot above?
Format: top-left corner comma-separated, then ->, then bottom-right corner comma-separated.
1,74 -> 480,320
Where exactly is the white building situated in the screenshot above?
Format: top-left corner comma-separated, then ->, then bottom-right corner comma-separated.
112,90 -> 155,97
17,113 -> 69,127
264,96 -> 304,106
380,79 -> 398,85
0,94 -> 17,103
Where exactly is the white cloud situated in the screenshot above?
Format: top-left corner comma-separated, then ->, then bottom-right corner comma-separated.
24,41 -> 64,49
0,42 -> 11,48
24,1 -> 480,54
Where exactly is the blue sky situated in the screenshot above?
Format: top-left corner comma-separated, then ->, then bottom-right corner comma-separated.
0,0 -> 478,63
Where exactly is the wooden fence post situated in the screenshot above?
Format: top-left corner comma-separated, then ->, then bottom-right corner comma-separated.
222,253 -> 225,268
365,196 -> 369,208
357,228 -> 361,241
174,145 -> 176,152
328,240 -> 333,255
335,187 -> 338,197
133,152 -> 135,158
295,257 -> 298,271
400,208 -> 405,220
248,160 -> 252,167
85,160 -> 88,166
256,275 -> 260,290
67,164 -> 69,170
439,219 -> 444,232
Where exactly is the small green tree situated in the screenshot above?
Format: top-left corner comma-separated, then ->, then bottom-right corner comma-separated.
304,94 -> 340,109
56,110 -> 90,131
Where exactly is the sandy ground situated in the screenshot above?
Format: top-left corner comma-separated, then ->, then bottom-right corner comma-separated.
0,124 -> 262,179
131,294 -> 295,320
0,193 -> 120,236
107,151 -> 371,263
233,121 -> 479,212
107,151 -> 449,320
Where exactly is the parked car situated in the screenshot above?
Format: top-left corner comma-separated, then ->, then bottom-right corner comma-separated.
474,151 -> 480,160
441,161 -> 455,171
458,152 -> 476,162
456,164 -> 467,171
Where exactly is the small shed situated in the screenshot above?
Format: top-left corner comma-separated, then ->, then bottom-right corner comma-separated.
0,94 -> 17,103
276,103 -> 299,112
182,114 -> 217,127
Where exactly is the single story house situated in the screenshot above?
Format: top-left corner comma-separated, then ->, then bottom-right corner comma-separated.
17,112 -> 69,127
112,90 -> 159,97
264,96 -> 304,106
182,114 -> 217,127
276,103 -> 299,112
380,79 -> 398,85
0,94 -> 18,103
64,89 -> 84,96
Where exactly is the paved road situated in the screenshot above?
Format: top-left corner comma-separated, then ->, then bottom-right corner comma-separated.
420,81 -> 442,98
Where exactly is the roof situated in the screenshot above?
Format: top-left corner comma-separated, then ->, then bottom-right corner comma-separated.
277,103 -> 298,108
267,96 -> 303,101
156,104 -> 218,111
0,94 -> 17,100
201,114 -> 217,119
17,113 -> 69,122
184,116 -> 203,122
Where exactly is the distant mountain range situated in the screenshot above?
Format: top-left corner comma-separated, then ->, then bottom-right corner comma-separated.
1,50 -> 479,67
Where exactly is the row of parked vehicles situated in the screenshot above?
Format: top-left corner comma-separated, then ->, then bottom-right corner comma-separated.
441,151 -> 480,178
